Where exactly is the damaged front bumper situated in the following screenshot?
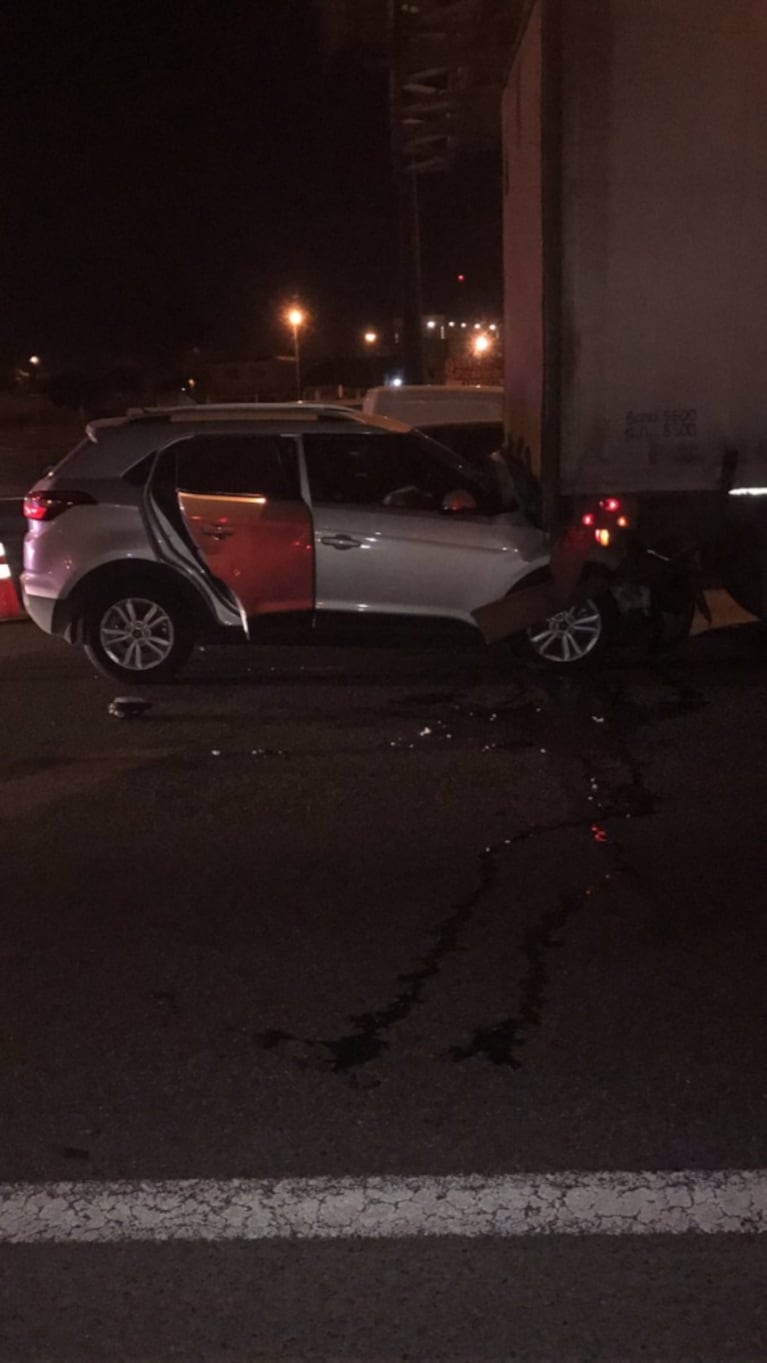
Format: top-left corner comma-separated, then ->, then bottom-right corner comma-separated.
472,526 -> 619,644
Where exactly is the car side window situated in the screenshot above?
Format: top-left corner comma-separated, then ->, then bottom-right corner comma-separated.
175,435 -> 301,499
303,433 -> 459,508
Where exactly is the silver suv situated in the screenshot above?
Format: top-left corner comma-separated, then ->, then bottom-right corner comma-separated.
21,404 -> 604,682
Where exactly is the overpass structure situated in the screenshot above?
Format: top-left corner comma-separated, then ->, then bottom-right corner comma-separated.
316,0 -> 521,378
317,0 -> 520,171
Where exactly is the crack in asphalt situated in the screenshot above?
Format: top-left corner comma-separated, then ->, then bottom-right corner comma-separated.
253,813 -> 597,1077
449,884 -> 604,1067
247,663 -> 706,1078
448,663 -> 704,1066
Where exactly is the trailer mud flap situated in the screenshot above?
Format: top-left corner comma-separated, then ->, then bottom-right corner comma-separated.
690,589 -> 760,635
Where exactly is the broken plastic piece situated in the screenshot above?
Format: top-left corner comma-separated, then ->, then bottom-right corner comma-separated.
108,697 -> 151,719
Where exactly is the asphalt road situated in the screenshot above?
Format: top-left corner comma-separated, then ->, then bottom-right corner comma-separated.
1,620 -> 767,1360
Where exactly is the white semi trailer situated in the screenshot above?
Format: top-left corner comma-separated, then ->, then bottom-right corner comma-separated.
494,0 -> 767,642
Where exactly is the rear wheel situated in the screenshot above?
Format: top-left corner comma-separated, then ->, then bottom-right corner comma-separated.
83,588 -> 195,683
525,597 -> 608,667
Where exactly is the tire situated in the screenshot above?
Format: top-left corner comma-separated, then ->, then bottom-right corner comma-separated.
525,595 -> 612,668
83,584 -> 196,683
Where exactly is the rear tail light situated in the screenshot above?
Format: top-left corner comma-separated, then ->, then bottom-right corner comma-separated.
581,496 -> 630,544
23,490 -> 96,522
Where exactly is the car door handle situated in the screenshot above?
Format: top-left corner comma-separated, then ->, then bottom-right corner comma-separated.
201,524 -> 235,540
320,534 -> 363,550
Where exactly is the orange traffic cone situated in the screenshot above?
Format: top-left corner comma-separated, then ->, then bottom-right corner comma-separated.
0,541 -> 24,621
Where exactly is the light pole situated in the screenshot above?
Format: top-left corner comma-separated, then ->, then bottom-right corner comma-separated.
286,307 -> 305,400
363,330 -> 379,386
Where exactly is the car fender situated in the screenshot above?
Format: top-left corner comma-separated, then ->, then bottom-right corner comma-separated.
51,559 -> 241,643
474,555 -> 615,645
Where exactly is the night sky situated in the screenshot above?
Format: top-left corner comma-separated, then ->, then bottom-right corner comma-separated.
1,0 -> 502,373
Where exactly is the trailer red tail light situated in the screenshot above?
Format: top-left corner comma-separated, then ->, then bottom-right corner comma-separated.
581,498 -> 630,541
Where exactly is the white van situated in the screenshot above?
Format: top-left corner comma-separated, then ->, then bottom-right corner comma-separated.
362,384 -> 503,427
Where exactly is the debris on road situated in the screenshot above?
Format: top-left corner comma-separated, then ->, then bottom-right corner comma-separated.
108,697 -> 152,720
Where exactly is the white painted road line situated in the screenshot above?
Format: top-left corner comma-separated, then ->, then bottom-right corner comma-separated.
1,1172 -> 766,1242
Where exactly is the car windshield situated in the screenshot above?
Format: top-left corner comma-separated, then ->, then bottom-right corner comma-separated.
418,422 -> 504,466
404,428 -> 502,491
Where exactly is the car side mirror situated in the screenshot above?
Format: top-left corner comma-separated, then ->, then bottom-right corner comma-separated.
441,489 -> 478,514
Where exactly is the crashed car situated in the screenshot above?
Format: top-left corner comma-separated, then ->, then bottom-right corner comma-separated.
21,404 -> 611,681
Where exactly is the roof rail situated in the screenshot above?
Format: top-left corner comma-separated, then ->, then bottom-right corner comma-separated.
123,402 -> 367,424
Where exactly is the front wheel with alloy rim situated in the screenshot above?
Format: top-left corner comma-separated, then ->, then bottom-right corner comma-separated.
526,597 -> 609,666
83,588 -> 195,683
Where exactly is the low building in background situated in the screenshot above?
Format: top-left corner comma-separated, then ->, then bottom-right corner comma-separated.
188,355 -> 297,404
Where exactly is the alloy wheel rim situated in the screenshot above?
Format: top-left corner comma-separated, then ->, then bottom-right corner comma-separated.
100,597 -> 175,671
527,600 -> 603,663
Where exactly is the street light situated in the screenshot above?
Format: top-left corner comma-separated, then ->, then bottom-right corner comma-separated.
285,307 -> 305,400
363,330 -> 378,345
28,355 -> 41,367
472,333 -> 493,357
